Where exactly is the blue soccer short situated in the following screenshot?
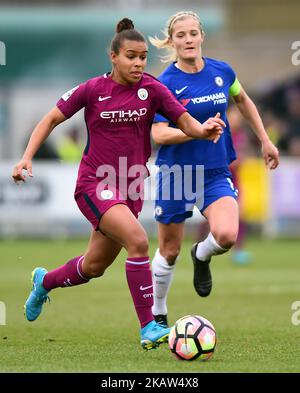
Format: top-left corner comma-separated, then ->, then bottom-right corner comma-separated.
154,166 -> 238,224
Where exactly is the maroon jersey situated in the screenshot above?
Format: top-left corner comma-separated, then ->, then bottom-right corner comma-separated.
57,72 -> 187,182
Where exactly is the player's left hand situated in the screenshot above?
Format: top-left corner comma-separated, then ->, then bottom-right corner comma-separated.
202,113 -> 226,143
261,139 -> 279,170
12,159 -> 34,184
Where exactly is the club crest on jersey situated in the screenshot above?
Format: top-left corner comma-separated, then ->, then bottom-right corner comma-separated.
215,76 -> 224,87
62,85 -> 79,101
137,88 -> 148,101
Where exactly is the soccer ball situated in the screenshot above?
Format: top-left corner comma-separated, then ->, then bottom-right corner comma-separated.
168,315 -> 217,361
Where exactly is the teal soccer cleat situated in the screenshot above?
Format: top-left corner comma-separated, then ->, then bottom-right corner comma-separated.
140,320 -> 170,350
24,267 -> 50,322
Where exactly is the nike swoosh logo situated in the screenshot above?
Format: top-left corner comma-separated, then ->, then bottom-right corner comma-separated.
98,96 -> 112,101
184,322 -> 194,339
139,285 -> 153,291
175,86 -> 188,94
154,273 -> 169,277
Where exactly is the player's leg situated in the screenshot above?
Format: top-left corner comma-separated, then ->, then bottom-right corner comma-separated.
24,178 -> 128,322
43,230 -> 122,288
192,196 -> 239,296
99,204 -> 170,349
24,229 -> 122,322
203,196 -> 239,249
230,168 -> 251,264
232,220 -> 251,264
82,229 -> 122,277
152,166 -> 192,325
192,168 -> 239,297
152,222 -> 185,326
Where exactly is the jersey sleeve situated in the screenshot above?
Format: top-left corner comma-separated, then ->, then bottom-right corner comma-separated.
56,82 -> 87,118
153,112 -> 169,124
223,62 -> 241,96
155,83 -> 187,125
225,63 -> 236,86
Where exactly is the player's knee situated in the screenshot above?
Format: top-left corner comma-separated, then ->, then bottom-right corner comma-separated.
87,267 -> 105,278
127,234 -> 149,256
214,230 -> 237,249
84,261 -> 106,278
161,244 -> 180,265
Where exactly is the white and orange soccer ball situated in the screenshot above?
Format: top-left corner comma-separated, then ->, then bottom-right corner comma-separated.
168,315 -> 217,361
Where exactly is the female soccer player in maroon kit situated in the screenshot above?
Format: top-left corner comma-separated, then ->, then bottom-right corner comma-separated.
12,18 -> 225,350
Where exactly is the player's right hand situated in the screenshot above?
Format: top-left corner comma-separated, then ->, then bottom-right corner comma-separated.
202,113 -> 226,143
12,159 -> 33,184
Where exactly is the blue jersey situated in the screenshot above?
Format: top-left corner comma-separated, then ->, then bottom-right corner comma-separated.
154,57 -> 237,169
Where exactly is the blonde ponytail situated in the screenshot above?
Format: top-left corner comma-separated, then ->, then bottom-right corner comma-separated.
149,33 -> 176,63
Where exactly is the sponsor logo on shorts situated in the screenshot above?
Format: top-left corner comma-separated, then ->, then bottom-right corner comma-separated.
100,190 -> 114,200
155,206 -> 163,216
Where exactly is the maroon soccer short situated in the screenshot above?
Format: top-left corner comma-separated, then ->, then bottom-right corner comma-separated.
74,177 -> 144,230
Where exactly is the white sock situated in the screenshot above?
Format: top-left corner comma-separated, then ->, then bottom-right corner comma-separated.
196,232 -> 228,261
151,249 -> 176,316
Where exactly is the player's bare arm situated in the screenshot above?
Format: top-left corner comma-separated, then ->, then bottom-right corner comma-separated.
152,114 -> 225,145
12,107 -> 67,183
233,87 -> 279,170
151,122 -> 193,145
176,112 -> 225,143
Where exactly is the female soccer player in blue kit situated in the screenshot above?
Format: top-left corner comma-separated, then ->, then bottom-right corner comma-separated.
12,18 -> 225,350
149,11 -> 279,325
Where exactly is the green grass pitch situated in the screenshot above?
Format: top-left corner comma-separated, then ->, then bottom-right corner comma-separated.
0,237 -> 299,373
